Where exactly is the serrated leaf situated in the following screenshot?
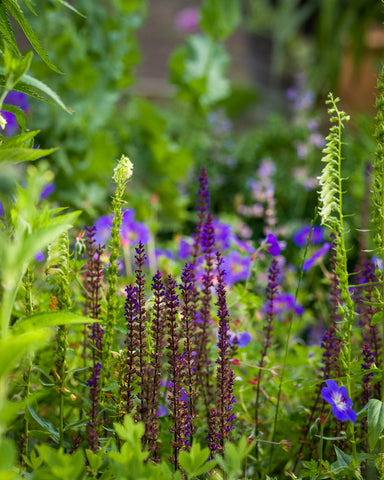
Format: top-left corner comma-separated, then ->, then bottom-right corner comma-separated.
85,449 -> 102,472
0,3 -> 19,57
368,399 -> 384,450
0,70 -> 70,112
27,404 -> 59,443
13,311 -> 96,335
3,0 -> 61,73
179,443 -> 212,476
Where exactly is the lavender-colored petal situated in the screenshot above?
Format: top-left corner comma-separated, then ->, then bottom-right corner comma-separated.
40,183 -> 55,199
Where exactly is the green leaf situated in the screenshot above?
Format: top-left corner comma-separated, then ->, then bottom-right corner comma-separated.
53,0 -> 85,17
169,35 -> 230,109
3,0 -> 61,73
27,404 -> 60,443
333,445 -> 351,468
0,146 -> 57,165
371,311 -> 382,326
85,449 -> 102,472
200,0 -> 241,40
0,3 -> 19,57
368,399 -> 384,450
1,104 -> 26,131
0,68 -> 71,112
12,311 -> 97,335
179,443 -> 217,477
0,438 -> 16,472
3,47 -> 33,91
0,330 -> 48,380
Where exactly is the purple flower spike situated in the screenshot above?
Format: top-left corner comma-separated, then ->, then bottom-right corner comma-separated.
264,233 -> 280,256
321,380 -> 356,423
292,225 -> 325,247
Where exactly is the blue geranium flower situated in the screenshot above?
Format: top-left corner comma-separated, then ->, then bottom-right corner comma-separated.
263,233 -> 280,256
292,225 -> 325,247
321,380 -> 356,422
303,242 -> 331,272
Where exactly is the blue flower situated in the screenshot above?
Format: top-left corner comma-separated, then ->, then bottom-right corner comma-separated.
303,242 -> 331,272
321,380 -> 356,422
292,225 -> 325,247
263,233 -> 280,256
229,331 -> 251,348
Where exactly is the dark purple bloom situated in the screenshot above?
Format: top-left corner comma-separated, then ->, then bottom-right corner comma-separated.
303,243 -> 331,272
321,380 -> 356,422
0,201 -> 4,217
223,251 -> 251,285
292,225 -> 325,247
40,183 -> 56,199
229,331 -> 251,348
263,233 -> 280,256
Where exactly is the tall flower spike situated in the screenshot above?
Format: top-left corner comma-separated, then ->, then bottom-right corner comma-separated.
166,274 -> 188,470
144,270 -> 167,461
208,252 -> 235,457
119,284 -> 138,417
195,213 -> 215,418
101,157 -> 134,399
179,263 -> 197,439
254,257 -> 279,457
191,165 -> 210,264
134,242 -> 148,423
317,94 -> 350,231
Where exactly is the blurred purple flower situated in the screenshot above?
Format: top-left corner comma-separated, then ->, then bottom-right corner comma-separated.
303,243 -> 331,272
223,250 -> 251,285
94,215 -> 113,245
0,201 -> 4,216
4,91 -> 29,112
263,233 -> 280,256
292,225 -> 325,247
157,405 -> 168,417
175,7 -> 200,34
34,251 -> 44,262
40,183 -> 56,199
178,237 -> 192,260
93,208 -> 150,247
274,293 -> 304,316
321,380 -> 356,422
229,331 -> 251,348
213,220 -> 232,250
